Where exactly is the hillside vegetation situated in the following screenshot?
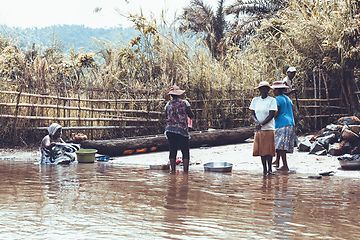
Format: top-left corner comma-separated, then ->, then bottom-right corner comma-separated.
0,0 -> 360,146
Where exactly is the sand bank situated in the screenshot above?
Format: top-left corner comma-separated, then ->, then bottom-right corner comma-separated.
1,137 -> 359,178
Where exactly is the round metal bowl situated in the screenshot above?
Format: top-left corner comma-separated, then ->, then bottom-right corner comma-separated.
338,159 -> 360,170
204,162 -> 233,172
150,164 -> 170,170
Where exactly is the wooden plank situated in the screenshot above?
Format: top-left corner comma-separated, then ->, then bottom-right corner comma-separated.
296,98 -> 341,102
190,98 -> 252,103
32,126 -> 154,130
0,114 -> 160,122
0,102 -> 163,114
300,105 -> 347,109
193,106 -> 249,111
302,114 -> 348,118
0,91 -> 164,103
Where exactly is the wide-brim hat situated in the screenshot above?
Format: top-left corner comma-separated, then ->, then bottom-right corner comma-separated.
272,81 -> 289,89
287,67 -> 296,72
254,81 -> 272,90
168,85 -> 185,95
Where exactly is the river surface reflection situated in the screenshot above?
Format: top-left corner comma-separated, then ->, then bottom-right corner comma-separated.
1,159 -> 360,239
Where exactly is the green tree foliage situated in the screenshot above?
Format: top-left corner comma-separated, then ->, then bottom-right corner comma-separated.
224,0 -> 288,48
1,0 -> 360,145
177,0 -> 227,58
0,25 -> 136,52
244,0 -> 360,111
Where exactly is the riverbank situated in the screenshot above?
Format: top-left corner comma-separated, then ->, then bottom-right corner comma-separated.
113,137 -> 360,179
1,137 -> 359,178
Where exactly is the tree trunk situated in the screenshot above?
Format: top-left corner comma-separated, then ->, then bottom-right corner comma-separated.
344,68 -> 359,113
77,126 -> 255,156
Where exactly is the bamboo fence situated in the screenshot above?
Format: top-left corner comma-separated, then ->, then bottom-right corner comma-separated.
0,69 -> 351,146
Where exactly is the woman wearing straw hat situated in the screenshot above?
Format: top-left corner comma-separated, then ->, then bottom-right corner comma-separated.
271,81 -> 297,171
165,85 -> 194,173
249,81 -> 277,175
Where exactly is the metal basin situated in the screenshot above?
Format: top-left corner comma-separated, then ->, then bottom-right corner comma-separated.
150,164 -> 170,170
338,155 -> 360,170
204,162 -> 233,172
338,159 -> 360,170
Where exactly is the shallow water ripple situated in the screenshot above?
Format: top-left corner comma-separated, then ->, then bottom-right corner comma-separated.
0,160 -> 359,239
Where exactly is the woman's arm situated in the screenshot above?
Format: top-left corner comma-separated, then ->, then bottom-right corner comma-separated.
41,136 -> 55,150
261,110 -> 276,126
251,110 -> 261,131
186,106 -> 195,119
274,105 -> 280,119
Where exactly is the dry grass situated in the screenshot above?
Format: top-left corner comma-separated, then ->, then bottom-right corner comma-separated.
1,1 -> 359,146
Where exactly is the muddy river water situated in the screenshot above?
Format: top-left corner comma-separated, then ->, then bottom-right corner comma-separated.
1,156 -> 360,239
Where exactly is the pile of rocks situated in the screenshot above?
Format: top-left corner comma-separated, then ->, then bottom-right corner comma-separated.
298,116 -> 360,156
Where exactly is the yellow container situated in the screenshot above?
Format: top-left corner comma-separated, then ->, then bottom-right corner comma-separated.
76,149 -> 98,163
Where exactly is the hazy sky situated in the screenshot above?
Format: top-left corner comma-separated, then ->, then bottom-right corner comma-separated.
0,0 -> 221,29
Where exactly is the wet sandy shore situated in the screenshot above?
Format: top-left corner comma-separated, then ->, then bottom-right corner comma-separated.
1,137 -> 359,178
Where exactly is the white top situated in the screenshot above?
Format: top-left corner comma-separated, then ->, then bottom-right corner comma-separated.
249,96 -> 277,130
283,76 -> 293,89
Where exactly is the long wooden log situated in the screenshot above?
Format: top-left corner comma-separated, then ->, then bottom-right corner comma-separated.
77,126 -> 255,156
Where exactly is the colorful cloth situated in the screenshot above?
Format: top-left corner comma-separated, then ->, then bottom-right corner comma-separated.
275,125 -> 297,153
249,96 -> 277,130
40,143 -> 80,164
164,98 -> 191,138
253,130 -> 276,157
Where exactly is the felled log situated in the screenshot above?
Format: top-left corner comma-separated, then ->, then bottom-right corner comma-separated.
77,126 -> 255,156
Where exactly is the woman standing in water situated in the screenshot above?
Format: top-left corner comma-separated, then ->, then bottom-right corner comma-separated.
249,81 -> 277,175
271,81 -> 297,171
165,85 -> 194,173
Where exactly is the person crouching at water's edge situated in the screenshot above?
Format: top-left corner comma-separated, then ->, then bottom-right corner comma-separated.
249,81 -> 277,175
40,123 -> 79,164
164,85 -> 194,173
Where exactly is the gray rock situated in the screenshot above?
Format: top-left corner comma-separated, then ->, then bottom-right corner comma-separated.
316,133 -> 337,149
298,139 -> 312,152
309,141 -> 326,154
315,149 -> 327,155
324,124 -> 341,131
328,143 -> 343,156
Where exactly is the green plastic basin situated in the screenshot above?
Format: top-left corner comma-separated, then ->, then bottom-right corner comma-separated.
76,149 -> 97,163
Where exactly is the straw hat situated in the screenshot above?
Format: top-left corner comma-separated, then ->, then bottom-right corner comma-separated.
168,85 -> 185,95
254,81 -> 272,90
287,67 -> 296,72
272,81 -> 289,89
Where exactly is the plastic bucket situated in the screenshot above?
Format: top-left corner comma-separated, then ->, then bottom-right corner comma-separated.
76,149 -> 97,163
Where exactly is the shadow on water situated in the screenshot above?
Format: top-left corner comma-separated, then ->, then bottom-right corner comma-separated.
0,159 -> 360,239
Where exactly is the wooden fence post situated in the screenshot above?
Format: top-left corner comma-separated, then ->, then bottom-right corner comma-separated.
319,66 -> 322,129
313,68 -> 317,129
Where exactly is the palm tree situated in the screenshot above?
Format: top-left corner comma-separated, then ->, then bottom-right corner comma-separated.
177,0 -> 227,58
224,0 -> 288,48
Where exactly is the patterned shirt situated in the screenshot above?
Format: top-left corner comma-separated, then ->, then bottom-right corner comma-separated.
165,98 -> 191,138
